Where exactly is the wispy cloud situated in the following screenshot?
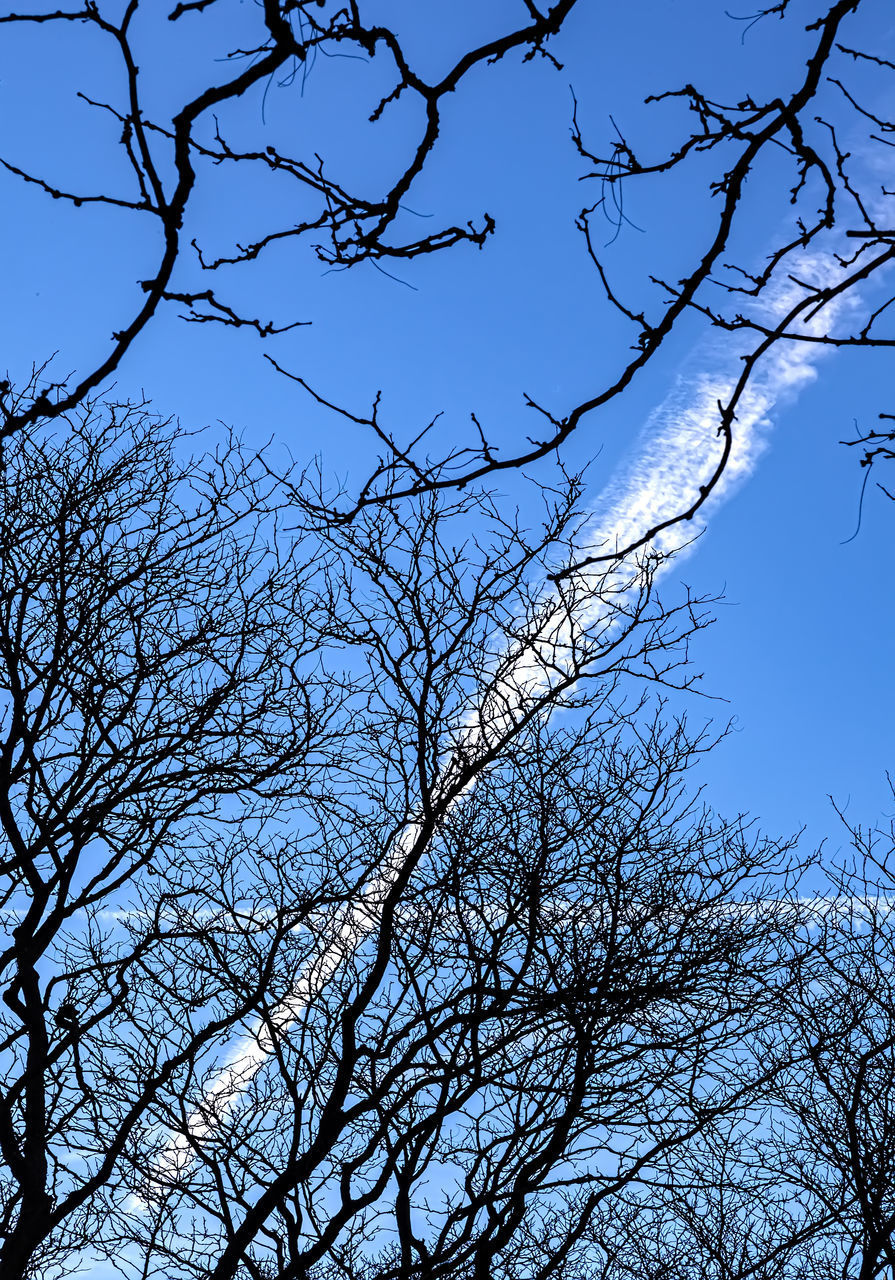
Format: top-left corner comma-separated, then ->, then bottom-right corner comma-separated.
148,247 -> 859,1190
583,253 -> 855,567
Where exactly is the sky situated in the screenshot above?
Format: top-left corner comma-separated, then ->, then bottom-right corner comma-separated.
1,7 -> 894,833
3,1 -> 895,1275
1,2 -> 893,847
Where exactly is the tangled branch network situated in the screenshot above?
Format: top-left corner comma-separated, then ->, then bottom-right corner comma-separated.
151,239 -> 864,1186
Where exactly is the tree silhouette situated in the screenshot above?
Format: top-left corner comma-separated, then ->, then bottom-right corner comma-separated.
0,402 -> 804,1279
3,6 -> 895,1278
4,1 -> 895,540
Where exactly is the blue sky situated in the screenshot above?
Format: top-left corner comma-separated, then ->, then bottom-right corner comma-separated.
5,3 -> 895,1276
1,0 -> 893,865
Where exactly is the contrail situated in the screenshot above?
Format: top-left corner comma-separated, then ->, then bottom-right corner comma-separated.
584,255 -> 856,566
149,247 -> 857,1186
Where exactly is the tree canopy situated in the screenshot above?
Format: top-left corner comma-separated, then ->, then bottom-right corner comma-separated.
2,4 -> 895,1280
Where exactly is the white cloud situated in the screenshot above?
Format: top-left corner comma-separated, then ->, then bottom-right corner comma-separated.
147,245 -> 863,1188
583,251 -> 856,568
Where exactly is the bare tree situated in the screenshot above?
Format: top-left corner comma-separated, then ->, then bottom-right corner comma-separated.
5,7 -> 892,1276
551,1078 -> 829,1280
5,1 -> 895,539
762,812 -> 895,1280
326,0 -> 895,532
0,401 -> 342,1278
558,806 -> 895,1280
0,397 -> 807,1279
558,0 -> 895,559
117,720 -> 803,1280
0,0 -> 581,435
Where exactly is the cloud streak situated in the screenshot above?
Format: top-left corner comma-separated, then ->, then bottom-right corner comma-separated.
583,254 -> 855,568
148,247 -> 858,1190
